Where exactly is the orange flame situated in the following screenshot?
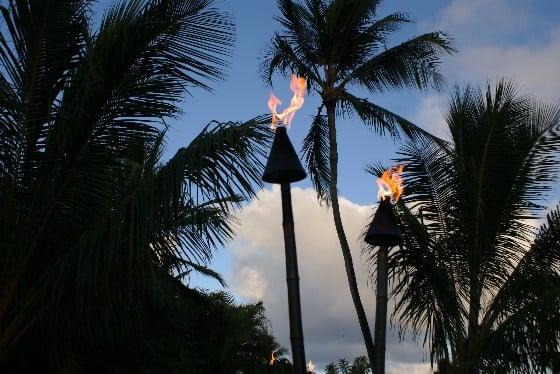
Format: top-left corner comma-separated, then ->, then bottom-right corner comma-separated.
377,165 -> 404,202
269,351 -> 276,366
306,360 -> 315,372
268,74 -> 307,129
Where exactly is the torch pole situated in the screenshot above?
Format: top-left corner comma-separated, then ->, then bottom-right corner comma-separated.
374,245 -> 389,374
280,183 -> 306,374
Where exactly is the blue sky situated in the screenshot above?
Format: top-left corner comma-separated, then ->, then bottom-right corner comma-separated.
93,0 -> 560,205
91,0 -> 560,370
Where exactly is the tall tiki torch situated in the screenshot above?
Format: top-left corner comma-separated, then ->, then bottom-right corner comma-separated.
364,166 -> 404,374
263,75 -> 308,374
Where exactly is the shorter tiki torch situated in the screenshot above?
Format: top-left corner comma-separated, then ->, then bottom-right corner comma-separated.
364,166 -> 404,374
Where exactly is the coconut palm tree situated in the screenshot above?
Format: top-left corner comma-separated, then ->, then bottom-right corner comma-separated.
0,0 -> 272,370
262,0 -> 455,362
369,80 -> 560,372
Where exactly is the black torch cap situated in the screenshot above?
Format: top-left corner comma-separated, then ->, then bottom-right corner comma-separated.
364,198 -> 402,247
262,126 -> 307,184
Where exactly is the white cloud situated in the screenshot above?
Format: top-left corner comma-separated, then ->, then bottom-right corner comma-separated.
387,362 -> 432,374
435,0 -> 533,39
411,94 -> 450,140
430,0 -> 560,100
408,0 -> 560,142
452,38 -> 560,100
228,186 -> 428,369
234,266 -> 267,300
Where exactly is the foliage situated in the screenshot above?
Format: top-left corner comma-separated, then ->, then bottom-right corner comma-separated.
365,80 -> 560,373
165,290 -> 290,374
325,355 -> 372,374
326,363 -> 339,374
7,281 -> 289,373
0,0 -> 278,372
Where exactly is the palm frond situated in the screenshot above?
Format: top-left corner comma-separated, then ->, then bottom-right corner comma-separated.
275,0 -> 321,69
393,136 -> 457,243
446,80 -> 560,295
260,33 -> 321,88
3,0 -> 238,258
0,0 -> 89,185
302,105 -> 331,203
177,116 -> 272,203
481,207 -> 560,365
338,91 -> 446,143
177,260 -> 228,287
323,0 -> 383,67
341,31 -> 455,92
133,116 -> 272,271
356,12 -> 411,52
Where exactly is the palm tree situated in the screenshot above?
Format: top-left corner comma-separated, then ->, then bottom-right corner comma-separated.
262,0 -> 455,363
370,80 -> 560,372
0,0 -> 272,369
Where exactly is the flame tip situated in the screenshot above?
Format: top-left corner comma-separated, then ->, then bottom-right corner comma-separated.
268,74 -> 307,129
377,165 -> 405,202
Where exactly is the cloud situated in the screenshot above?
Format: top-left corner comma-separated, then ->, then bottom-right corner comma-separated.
229,186 -> 429,370
429,0 -> 560,100
408,0 -> 560,143
448,32 -> 560,100
411,94 -> 450,140
387,362 -> 432,374
434,0 -> 534,40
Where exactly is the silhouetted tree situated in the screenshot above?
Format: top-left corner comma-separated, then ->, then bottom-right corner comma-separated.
0,0 -> 275,371
367,80 -> 560,373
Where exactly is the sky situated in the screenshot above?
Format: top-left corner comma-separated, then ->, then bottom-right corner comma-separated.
91,0 -> 560,371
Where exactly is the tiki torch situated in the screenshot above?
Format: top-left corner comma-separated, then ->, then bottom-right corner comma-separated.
306,360 -> 316,373
364,166 -> 404,374
263,75 -> 307,374
268,351 -> 278,374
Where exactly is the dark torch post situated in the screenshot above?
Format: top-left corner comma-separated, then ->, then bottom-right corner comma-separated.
262,126 -> 307,374
364,198 -> 402,374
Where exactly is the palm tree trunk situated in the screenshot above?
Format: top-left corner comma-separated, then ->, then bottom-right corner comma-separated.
460,343 -> 480,374
325,102 -> 376,366
461,276 -> 482,373
456,334 -> 480,374
374,245 -> 389,374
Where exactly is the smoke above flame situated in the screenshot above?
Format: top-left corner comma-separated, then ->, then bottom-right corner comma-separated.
267,74 -> 307,129
377,165 -> 404,202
